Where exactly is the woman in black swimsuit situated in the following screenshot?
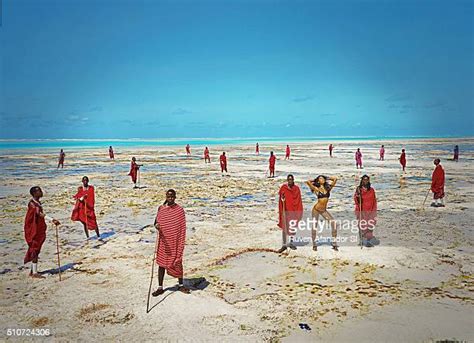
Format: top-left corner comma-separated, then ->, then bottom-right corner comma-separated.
306,175 -> 339,251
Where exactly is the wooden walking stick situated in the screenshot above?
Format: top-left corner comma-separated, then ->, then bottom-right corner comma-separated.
146,225 -> 160,313
422,189 -> 431,208
54,224 -> 62,281
358,188 -> 363,249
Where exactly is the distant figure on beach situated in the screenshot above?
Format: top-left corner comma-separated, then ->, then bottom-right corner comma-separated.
269,151 -> 276,178
399,149 -> 406,172
220,152 -> 228,174
109,146 -> 114,160
152,189 -> 190,296
128,157 -> 141,188
24,186 -> 60,278
329,144 -> 334,157
57,149 -> 65,168
379,145 -> 385,161
204,147 -> 211,163
256,143 -> 259,155
71,176 -> 100,239
277,175 -> 303,253
453,145 -> 459,162
306,176 -> 339,251
186,144 -> 191,156
285,145 -> 291,160
355,148 -> 363,169
431,159 -> 445,207
354,175 -> 378,247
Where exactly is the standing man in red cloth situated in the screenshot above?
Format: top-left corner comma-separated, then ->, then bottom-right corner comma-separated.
399,149 -> 407,172
71,176 -> 101,239
431,159 -> 445,207
453,145 -> 459,162
57,149 -> 65,168
354,175 -> 378,247
355,148 -> 363,169
269,151 -> 276,178
185,144 -> 191,156
277,175 -> 303,253
128,157 -> 141,188
152,189 -> 190,296
204,147 -> 211,163
379,145 -> 385,161
220,152 -> 228,174
285,145 -> 291,160
24,186 -> 60,278
109,146 -> 115,160
329,144 -> 334,157
256,143 -> 259,155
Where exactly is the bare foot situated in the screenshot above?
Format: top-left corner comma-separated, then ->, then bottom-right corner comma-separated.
332,245 -> 339,251
30,273 -> 45,279
178,286 -> 191,294
312,244 -> 318,251
277,246 -> 287,253
152,288 -> 164,297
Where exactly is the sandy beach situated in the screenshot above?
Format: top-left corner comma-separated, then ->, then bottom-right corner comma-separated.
1,138 -> 473,342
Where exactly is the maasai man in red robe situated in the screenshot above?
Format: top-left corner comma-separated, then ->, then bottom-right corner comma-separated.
285,145 -> 291,160
354,175 -> 378,247
277,174 -> 303,253
186,144 -> 191,156
269,151 -> 276,178
24,186 -> 60,278
57,149 -> 65,168
379,145 -> 385,161
220,152 -> 228,174
355,148 -> 363,169
329,144 -> 334,157
256,143 -> 259,155
453,145 -> 459,162
204,147 -> 211,163
128,157 -> 141,188
109,146 -> 114,160
152,189 -> 190,296
71,176 -> 100,239
399,149 -> 406,172
431,159 -> 445,207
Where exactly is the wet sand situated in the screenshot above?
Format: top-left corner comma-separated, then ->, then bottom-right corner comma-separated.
0,138 -> 473,342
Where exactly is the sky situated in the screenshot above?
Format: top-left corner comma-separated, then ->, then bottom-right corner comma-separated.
1,0 -> 473,139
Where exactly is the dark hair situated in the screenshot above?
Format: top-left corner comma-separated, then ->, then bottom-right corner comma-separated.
313,175 -> 330,190
359,174 -> 371,190
82,176 -> 89,182
29,186 -> 40,196
163,189 -> 176,205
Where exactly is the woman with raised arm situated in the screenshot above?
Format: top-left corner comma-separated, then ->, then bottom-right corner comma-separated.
306,175 -> 339,251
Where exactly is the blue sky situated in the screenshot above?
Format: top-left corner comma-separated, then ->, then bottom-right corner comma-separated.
1,0 -> 473,139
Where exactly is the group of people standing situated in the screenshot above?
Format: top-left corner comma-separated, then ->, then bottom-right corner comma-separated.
25,142 -> 449,287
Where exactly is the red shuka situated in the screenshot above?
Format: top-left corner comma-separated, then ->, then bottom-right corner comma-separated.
431,164 -> 445,199
186,145 -> 191,154
204,148 -> 210,158
278,184 -> 303,235
109,148 -> 114,159
155,204 -> 186,278
24,199 -> 47,264
71,186 -> 98,230
400,152 -> 406,167
128,161 -> 140,183
286,146 -> 291,157
269,155 -> 276,171
220,154 -> 227,171
59,152 -> 65,163
354,187 -> 377,238
256,144 -> 259,153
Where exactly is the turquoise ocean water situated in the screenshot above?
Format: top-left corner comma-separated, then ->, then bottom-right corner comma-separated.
0,136 -> 471,151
